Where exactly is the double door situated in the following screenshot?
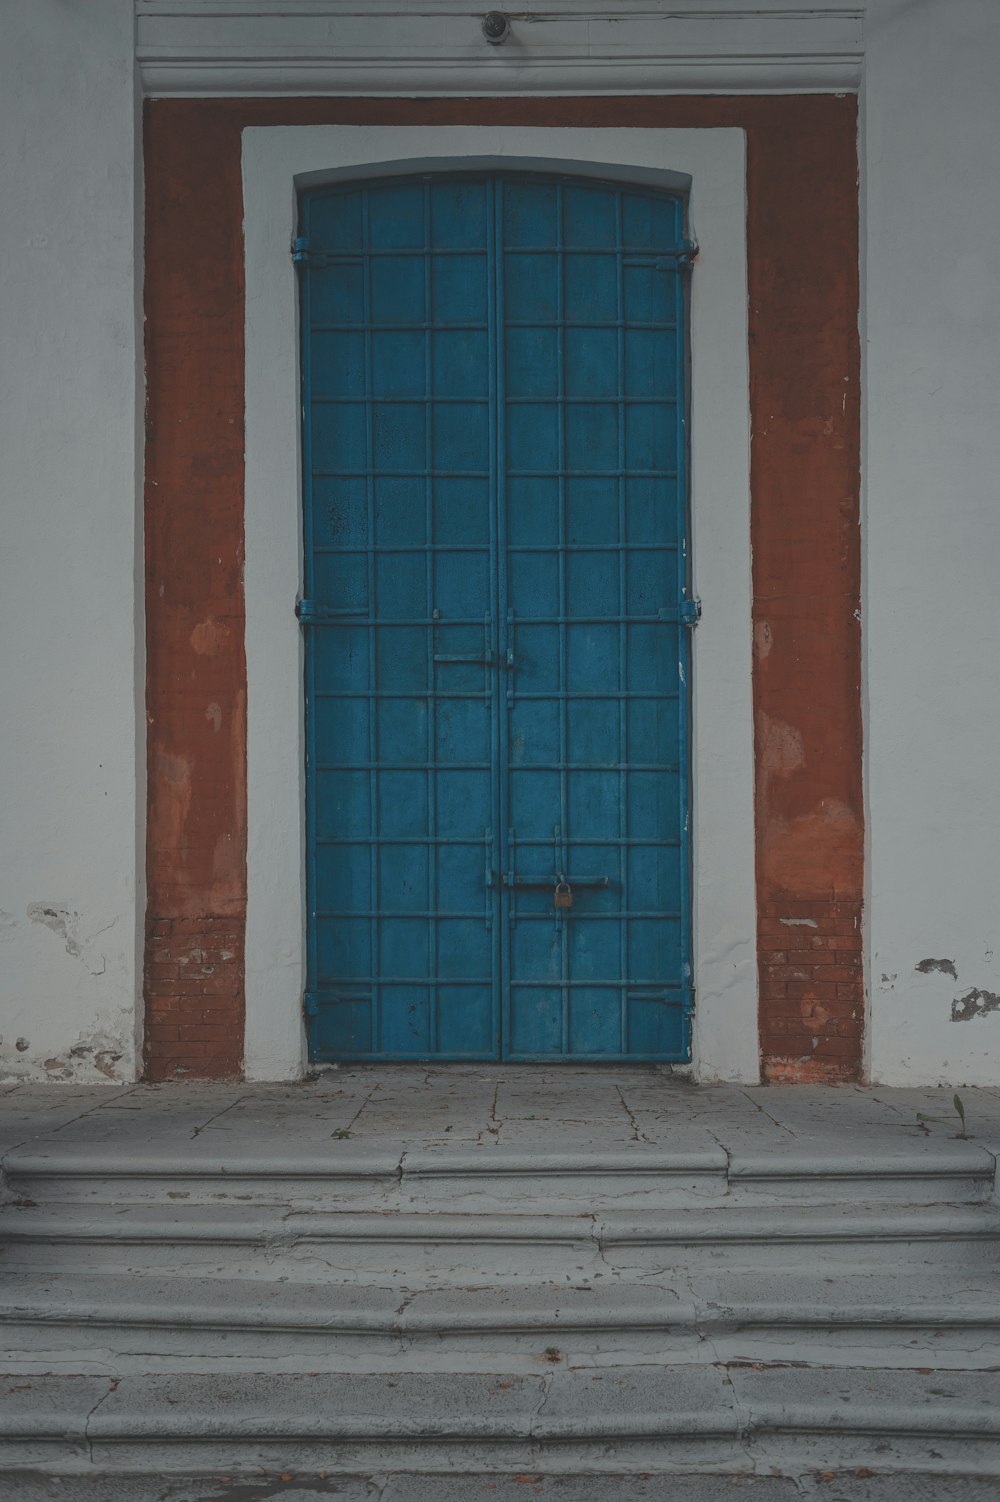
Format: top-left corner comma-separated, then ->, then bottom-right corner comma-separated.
298,172 -> 693,1061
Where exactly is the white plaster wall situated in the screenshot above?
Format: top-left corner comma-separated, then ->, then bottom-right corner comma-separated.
0,1 -> 142,1082
864,0 -> 1000,1083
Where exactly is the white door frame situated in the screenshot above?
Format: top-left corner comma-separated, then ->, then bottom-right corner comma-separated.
241,124 -> 758,1082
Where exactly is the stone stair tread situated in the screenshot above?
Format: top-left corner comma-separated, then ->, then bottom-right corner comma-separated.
3,1268 -> 999,1331
7,1476 -> 1000,1502
693,1266 -> 1000,1314
0,1272 -> 687,1330
4,1143 -> 725,1175
726,1141 -> 995,1178
5,1198 -> 1000,1244
7,1137 -> 991,1182
0,1203 -> 598,1242
4,1366 -> 1000,1441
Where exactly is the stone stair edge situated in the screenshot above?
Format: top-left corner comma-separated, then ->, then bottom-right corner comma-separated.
4,1394 -> 1000,1445
4,1201 -> 1000,1242
3,1141 -> 994,1181
3,1274 -> 999,1334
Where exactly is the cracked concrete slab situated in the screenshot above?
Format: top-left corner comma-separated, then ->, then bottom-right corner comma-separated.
5,1073 -> 1000,1162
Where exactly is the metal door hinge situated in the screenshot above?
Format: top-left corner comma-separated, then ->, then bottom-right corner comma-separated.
675,240 -> 698,273
304,988 -> 371,1018
297,598 -> 367,624
292,236 -> 362,270
680,597 -> 702,627
623,240 -> 698,273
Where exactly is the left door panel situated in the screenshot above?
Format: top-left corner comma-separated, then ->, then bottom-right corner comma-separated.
300,178 -> 501,1060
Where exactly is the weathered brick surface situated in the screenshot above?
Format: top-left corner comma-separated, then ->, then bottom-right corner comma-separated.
758,900 -> 864,1083
143,915 -> 244,1080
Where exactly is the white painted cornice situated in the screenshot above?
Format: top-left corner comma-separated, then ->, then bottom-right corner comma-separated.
136,1 -> 864,97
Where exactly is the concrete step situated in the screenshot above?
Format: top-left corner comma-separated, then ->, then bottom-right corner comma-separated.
4,1269 -> 1000,1371
4,1200 -> 1000,1280
4,1140 -> 994,1212
6,1472 -> 1000,1502
3,1366 -> 1000,1477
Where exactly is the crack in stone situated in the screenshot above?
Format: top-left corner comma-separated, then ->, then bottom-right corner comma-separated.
82,1374 -> 119,1464
477,1081 -> 502,1145
736,1089 -> 797,1138
341,1080 -> 392,1139
533,1367 -> 556,1427
190,1092 -> 251,1138
615,1085 -> 650,1144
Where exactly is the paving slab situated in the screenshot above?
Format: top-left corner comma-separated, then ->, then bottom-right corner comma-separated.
3,1074 -> 1000,1160
726,1362 -> 1000,1427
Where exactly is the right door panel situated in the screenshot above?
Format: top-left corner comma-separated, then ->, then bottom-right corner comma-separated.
497,177 -> 692,1060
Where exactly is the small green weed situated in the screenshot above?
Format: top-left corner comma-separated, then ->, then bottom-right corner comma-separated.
916,1092 -> 971,1140
330,1128 -> 352,1140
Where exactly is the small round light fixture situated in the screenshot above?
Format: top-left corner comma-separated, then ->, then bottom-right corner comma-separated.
482,10 -> 511,45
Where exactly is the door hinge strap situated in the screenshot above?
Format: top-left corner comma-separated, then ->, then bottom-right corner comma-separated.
657,600 -> 702,627
622,240 -> 697,273
292,236 -> 364,270
296,598 -> 363,624
304,989 -> 372,1018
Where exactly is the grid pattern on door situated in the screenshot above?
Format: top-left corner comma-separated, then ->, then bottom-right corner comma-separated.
298,173 -> 692,1061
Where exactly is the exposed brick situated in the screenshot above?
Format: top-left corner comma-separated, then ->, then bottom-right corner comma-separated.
144,1024 -> 181,1043
784,981 -> 839,1002
763,1057 -> 853,1084
788,949 -> 841,967
809,1035 -> 861,1059
144,912 -> 244,1079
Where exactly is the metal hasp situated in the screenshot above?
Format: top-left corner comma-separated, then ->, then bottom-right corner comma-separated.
297,172 -> 695,1062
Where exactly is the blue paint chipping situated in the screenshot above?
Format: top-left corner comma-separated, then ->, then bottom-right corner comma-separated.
298,173 -> 694,1062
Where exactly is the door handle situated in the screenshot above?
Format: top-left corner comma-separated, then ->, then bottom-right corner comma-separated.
502,874 -> 610,890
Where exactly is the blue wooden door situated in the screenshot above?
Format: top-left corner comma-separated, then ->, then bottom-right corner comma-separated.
298,174 -> 693,1062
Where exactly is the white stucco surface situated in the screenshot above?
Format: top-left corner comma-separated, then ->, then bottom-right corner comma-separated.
242,125 -> 756,1083
0,1 -> 141,1081
864,0 -> 1000,1083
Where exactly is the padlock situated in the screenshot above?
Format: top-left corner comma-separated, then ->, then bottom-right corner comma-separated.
554,881 -> 573,910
